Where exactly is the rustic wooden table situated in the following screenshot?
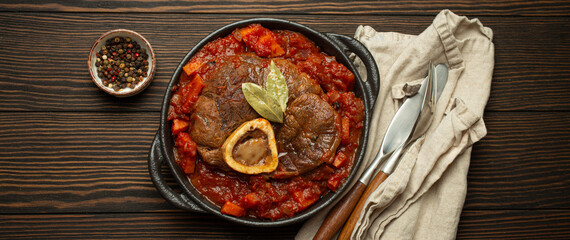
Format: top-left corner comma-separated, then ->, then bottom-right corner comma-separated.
0,1 -> 569,239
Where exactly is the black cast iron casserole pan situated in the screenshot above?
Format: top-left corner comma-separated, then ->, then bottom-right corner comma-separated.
148,18 -> 380,227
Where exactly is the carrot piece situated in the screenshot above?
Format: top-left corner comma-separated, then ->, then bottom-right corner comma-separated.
235,25 -> 257,41
258,34 -> 285,57
182,59 -> 204,76
180,74 -> 205,113
243,193 -> 261,208
188,74 -> 204,95
221,201 -> 246,217
332,152 -> 347,168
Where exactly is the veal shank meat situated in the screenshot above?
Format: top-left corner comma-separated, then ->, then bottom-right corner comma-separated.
189,53 -> 340,177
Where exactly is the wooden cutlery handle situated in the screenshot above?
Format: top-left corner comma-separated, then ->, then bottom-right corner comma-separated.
338,171 -> 389,240
313,181 -> 367,240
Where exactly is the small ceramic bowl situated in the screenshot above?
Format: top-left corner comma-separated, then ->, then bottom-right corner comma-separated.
88,29 -> 156,97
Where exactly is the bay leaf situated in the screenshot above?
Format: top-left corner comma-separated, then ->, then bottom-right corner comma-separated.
266,60 -> 289,113
242,82 -> 283,123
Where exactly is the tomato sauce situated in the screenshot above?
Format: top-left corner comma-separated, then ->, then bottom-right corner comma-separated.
170,24 -> 364,220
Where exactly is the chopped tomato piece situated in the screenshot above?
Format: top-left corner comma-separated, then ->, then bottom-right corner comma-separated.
221,201 -> 246,217
293,186 -> 321,210
176,132 -> 197,157
171,118 -> 190,135
183,141 -> 197,157
258,34 -> 285,57
327,90 -> 341,104
170,93 -> 182,107
298,53 -> 354,92
175,132 -> 190,147
234,26 -> 255,41
179,155 -> 196,174
168,93 -> 183,120
182,35 -> 244,76
327,174 -> 342,191
339,92 -> 365,125
175,133 -> 196,174
183,140 -> 197,157
167,105 -> 177,121
235,24 -> 284,58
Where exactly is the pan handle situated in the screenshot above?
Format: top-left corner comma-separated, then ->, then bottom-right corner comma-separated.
326,33 -> 380,110
148,134 -> 205,212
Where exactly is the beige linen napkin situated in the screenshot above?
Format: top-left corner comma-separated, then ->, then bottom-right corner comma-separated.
297,10 -> 494,239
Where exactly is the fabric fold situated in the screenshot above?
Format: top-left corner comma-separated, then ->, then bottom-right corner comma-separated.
363,98 -> 486,239
296,10 -> 493,240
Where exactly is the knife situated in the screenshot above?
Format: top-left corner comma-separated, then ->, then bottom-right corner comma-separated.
378,63 -> 448,176
313,63 -> 448,240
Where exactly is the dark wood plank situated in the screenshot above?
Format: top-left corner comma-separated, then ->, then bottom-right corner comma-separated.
0,1 -> 566,238
0,210 -> 568,239
0,111 -> 568,213
0,13 -> 568,112
465,111 -> 570,209
0,112 -> 169,213
0,0 -> 568,17
0,212 -> 302,239
458,210 -> 570,239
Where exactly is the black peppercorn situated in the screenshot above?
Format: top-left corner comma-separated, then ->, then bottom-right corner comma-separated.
95,36 -> 150,91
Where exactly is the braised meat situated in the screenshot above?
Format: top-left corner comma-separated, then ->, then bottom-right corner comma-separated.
190,53 -> 328,171
273,93 -> 341,178
190,54 -> 260,168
